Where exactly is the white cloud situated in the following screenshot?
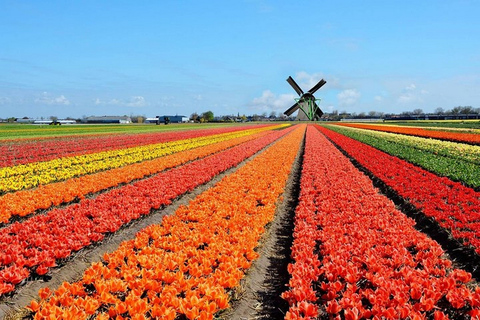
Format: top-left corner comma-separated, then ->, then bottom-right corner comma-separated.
126,96 -> 146,107
0,97 -> 11,105
251,90 -> 296,112
398,92 -> 415,103
338,89 -> 361,106
35,92 -> 70,105
94,96 -> 147,107
374,95 -> 383,102
292,71 -> 342,91
327,37 -> 361,51
397,83 -> 427,104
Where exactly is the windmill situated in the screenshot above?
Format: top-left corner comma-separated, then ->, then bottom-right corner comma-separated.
284,76 -> 326,121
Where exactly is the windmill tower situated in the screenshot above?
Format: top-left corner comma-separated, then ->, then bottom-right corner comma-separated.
284,76 -> 327,121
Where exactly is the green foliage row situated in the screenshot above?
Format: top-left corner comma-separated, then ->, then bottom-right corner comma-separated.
324,124 -> 480,189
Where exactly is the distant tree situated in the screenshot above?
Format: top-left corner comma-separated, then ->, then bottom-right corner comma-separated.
434,107 -> 445,115
50,116 -> 58,122
269,111 -> 277,119
201,111 -> 214,122
412,109 -> 423,115
367,111 -> 384,118
449,106 -> 475,114
130,115 -> 145,123
461,106 -> 474,114
190,112 -> 199,122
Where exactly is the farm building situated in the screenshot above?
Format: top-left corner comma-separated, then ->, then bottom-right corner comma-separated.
145,115 -> 189,124
15,118 -> 77,125
83,116 -> 132,124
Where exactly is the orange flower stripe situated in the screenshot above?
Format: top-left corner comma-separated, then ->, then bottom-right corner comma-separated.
0,125 -> 287,194
29,125 -> 306,320
0,127 -> 278,223
336,122 -> 480,144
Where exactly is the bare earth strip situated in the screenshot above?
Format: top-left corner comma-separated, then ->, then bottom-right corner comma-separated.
219,130 -> 304,320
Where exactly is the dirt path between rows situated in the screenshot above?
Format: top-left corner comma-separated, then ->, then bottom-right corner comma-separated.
218,130 -> 304,320
1,129 -> 303,320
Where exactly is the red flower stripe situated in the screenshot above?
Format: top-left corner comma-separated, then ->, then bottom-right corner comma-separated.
0,125 -> 273,167
0,126 -> 295,296
28,125 -> 305,319
283,125 -> 480,319
0,129 -> 273,224
316,125 -> 480,255
336,123 -> 480,145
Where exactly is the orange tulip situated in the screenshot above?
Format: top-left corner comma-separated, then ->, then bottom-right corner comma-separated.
25,299 -> 40,312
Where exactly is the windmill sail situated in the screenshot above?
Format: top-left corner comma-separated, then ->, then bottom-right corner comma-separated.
284,76 -> 326,121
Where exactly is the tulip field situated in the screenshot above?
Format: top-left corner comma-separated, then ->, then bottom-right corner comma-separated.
1,121 -> 480,319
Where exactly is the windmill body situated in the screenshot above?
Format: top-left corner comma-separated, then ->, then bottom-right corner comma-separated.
284,76 -> 326,121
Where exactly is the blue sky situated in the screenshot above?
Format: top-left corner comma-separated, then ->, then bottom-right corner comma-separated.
1,0 -> 479,119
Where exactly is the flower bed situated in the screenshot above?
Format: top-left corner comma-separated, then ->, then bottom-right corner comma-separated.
0,128 -> 275,224
316,125 -> 480,255
324,124 -> 480,189
0,125 -> 274,167
0,126 -> 294,296
336,123 -> 480,145
0,126 -> 283,194
26,125 -> 305,319
282,125 -> 480,319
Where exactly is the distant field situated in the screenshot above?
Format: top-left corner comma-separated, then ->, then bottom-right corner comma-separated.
2,123 -> 480,320
383,119 -> 480,129
0,123 -> 247,140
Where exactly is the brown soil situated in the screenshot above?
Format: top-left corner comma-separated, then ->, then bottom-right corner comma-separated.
218,132 -> 304,320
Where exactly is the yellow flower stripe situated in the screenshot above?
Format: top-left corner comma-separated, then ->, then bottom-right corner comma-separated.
330,124 -> 480,163
0,125 -> 288,194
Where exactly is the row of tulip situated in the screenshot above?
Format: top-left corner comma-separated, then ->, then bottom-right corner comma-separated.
283,125 -> 480,319
0,129 -> 275,224
330,124 -> 480,164
0,125 -> 271,167
0,125 -> 295,296
0,125 -> 284,194
324,124 -> 480,189
27,125 -> 306,320
316,125 -> 480,255
336,122 -> 480,145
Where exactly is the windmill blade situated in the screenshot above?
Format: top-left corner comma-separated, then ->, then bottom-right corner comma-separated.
314,102 -> 324,119
286,76 -> 304,96
284,102 -> 300,116
308,79 -> 326,94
